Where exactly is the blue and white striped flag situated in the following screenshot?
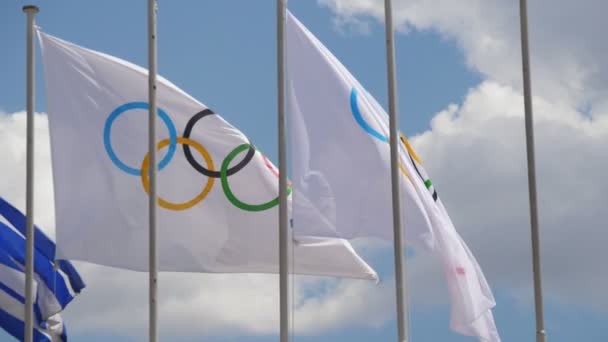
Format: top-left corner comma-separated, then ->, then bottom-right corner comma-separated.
0,248 -> 67,342
0,197 -> 85,341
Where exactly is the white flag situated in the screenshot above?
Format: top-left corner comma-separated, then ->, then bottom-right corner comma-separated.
286,13 -> 434,248
287,11 -> 499,341
37,30 -> 377,281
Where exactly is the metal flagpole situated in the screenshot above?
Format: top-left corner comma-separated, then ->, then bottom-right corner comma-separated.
276,0 -> 290,341
518,1 -> 546,341
22,5 -> 39,342
147,0 -> 159,341
383,0 -> 409,341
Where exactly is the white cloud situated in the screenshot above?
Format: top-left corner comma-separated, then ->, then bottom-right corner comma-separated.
62,266 -> 393,338
318,0 -> 608,110
408,81 -> 608,311
0,111 -> 56,237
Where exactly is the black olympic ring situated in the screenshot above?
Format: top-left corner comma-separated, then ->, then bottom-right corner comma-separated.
182,108 -> 256,178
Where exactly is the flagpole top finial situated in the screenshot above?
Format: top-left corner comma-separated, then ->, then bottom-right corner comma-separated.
22,5 -> 39,14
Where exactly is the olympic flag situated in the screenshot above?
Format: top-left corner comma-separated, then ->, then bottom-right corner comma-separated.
286,11 -> 500,341
36,30 -> 377,280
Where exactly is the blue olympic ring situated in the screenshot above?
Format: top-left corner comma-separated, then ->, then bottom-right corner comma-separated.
350,88 -> 389,143
103,102 -> 178,175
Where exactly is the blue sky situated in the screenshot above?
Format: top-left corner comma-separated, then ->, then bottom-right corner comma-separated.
1,0 -> 607,341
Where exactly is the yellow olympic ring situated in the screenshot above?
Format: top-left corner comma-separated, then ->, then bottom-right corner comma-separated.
397,134 -> 425,184
397,134 -> 413,182
140,137 -> 215,211
400,133 -> 423,165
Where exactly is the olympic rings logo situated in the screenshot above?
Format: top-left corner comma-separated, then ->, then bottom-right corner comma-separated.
350,88 -> 438,201
103,102 -> 291,211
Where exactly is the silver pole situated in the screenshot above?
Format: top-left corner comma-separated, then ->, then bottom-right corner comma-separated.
277,0 -> 290,341
22,5 -> 39,342
518,1 -> 546,341
147,0 -> 159,341
383,0 -> 409,341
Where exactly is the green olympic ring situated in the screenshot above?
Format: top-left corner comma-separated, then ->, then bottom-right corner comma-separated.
221,144 -> 292,212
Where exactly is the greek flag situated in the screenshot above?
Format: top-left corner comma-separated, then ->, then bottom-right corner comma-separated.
0,197 -> 85,341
